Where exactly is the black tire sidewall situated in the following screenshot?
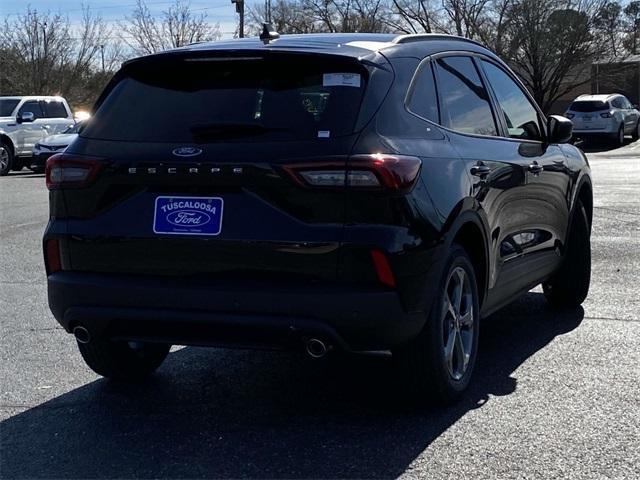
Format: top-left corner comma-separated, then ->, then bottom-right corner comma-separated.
395,244 -> 481,404
0,141 -> 13,176
428,246 -> 480,395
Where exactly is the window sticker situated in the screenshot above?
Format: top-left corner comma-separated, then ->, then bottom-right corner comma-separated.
323,73 -> 361,88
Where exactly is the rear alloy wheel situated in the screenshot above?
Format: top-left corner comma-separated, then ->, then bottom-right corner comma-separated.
0,141 -> 13,176
77,337 -> 171,380
543,200 -> 591,309
632,121 -> 640,141
394,245 -> 479,406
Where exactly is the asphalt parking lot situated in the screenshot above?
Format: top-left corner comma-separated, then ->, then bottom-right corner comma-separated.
1,140 -> 639,479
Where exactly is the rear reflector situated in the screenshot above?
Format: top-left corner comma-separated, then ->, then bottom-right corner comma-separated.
45,238 -> 62,274
46,153 -> 106,189
371,249 -> 396,288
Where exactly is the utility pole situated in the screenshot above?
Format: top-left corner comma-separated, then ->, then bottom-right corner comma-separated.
231,0 -> 244,38
100,45 -> 105,73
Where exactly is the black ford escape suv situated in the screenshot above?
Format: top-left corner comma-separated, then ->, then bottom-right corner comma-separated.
44,33 -> 592,404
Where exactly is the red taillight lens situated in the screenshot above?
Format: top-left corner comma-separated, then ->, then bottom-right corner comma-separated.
371,249 -> 396,288
46,153 -> 106,189
350,154 -> 422,190
283,154 -> 421,191
45,238 -> 62,274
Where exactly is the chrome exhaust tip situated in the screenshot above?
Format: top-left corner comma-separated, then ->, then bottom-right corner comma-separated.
306,338 -> 328,359
73,326 -> 91,344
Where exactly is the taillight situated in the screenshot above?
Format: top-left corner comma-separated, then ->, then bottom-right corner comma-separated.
565,113 -> 575,119
600,112 -> 612,118
46,153 -> 106,189
44,238 -> 62,274
283,154 -> 422,191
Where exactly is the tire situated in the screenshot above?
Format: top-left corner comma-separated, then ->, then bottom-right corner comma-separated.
77,337 -> 170,380
543,200 -> 591,309
0,140 -> 13,176
632,121 -> 640,141
613,124 -> 624,146
393,245 -> 480,406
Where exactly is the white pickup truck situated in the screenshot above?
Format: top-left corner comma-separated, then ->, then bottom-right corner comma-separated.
0,96 -> 75,175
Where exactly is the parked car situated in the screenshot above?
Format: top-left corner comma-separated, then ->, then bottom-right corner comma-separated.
0,96 -> 75,176
566,93 -> 640,146
31,121 -> 85,173
44,32 -> 592,405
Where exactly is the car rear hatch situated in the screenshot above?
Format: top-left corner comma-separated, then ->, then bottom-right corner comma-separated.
50,50 -> 392,284
568,100 -> 610,130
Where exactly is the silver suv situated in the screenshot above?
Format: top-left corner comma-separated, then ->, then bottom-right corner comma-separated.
0,96 -> 75,175
565,94 -> 640,146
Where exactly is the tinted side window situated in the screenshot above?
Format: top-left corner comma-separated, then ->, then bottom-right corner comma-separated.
610,97 -> 623,109
481,60 -> 543,141
18,100 -> 44,119
434,56 -> 497,136
43,100 -> 68,118
407,61 -> 439,123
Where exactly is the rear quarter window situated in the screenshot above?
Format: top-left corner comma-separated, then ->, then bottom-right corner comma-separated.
407,61 -> 439,123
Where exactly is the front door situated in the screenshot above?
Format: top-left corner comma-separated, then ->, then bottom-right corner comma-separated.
16,100 -> 48,155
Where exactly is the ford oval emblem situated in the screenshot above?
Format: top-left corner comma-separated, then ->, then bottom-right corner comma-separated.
172,147 -> 202,157
166,210 -> 211,227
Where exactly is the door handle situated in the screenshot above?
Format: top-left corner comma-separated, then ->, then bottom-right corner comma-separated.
470,164 -> 492,177
528,163 -> 544,175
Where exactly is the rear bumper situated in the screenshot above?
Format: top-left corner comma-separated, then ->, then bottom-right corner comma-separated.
572,125 -> 617,135
48,272 -> 426,352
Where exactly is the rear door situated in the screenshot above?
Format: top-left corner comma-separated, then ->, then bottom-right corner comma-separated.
62,53 -> 379,283
430,54 -> 532,304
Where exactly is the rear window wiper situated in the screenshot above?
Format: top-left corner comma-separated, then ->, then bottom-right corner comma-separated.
189,122 -> 287,141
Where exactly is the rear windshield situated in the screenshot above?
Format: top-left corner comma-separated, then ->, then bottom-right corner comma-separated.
569,101 -> 609,112
83,55 -> 367,143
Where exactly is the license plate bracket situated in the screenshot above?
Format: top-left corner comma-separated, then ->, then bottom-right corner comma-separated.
153,196 -> 223,236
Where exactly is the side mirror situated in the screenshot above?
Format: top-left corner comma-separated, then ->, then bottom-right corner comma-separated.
547,115 -> 572,144
17,112 -> 35,123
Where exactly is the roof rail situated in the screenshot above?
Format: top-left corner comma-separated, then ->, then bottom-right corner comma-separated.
392,34 -> 486,49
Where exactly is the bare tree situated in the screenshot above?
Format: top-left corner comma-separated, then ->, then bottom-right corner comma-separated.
500,0 -> 615,113
623,1 -> 640,54
0,7 -> 115,108
386,0 -> 441,33
121,0 -> 221,55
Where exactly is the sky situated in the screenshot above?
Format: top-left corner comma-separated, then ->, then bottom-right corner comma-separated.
0,0 -> 252,39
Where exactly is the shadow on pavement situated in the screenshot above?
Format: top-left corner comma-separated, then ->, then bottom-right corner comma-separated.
0,292 -> 583,479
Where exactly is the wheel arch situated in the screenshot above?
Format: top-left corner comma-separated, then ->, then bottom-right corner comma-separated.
444,209 -> 490,309
576,177 -> 593,230
0,133 -> 15,156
